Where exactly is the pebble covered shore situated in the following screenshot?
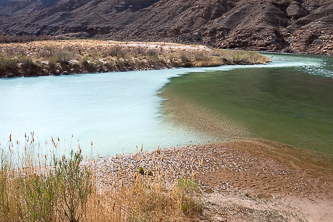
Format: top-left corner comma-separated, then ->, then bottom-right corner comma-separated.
87,139 -> 333,221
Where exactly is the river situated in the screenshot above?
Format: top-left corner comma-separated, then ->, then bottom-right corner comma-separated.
0,53 -> 332,157
162,53 -> 333,155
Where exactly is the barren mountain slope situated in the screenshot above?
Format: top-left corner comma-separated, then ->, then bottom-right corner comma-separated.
0,0 -> 332,54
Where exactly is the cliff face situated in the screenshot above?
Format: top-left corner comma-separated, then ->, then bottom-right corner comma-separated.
0,0 -> 332,55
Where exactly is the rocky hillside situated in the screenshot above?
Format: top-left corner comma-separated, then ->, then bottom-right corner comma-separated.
0,0 -> 332,55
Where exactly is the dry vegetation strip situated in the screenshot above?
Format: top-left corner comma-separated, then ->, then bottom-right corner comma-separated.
0,40 -> 269,78
1,135 -> 333,221
0,135 -> 201,221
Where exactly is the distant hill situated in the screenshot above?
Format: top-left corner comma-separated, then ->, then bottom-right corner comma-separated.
0,0 -> 332,55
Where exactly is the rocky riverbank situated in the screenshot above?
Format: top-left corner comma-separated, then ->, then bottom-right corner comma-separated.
90,139 -> 333,221
0,40 -> 269,78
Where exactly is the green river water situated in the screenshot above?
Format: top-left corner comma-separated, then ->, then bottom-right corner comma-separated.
162,53 -> 333,155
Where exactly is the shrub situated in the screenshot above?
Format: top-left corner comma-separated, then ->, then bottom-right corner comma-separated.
146,49 -> 159,56
177,178 -> 202,216
0,138 -> 92,221
179,51 -> 192,67
194,51 -> 208,61
18,172 -> 59,221
19,55 -> 38,71
107,45 -> 126,58
0,135 -> 204,221
55,150 -> 92,222
139,167 -> 144,175
178,177 -> 198,192
0,56 -> 17,71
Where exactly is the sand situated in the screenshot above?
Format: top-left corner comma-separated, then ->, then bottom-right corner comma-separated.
160,89 -> 252,142
87,86 -> 333,221
91,138 -> 333,221
157,84 -> 333,221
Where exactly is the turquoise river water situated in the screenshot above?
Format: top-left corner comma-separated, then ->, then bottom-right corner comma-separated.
0,53 -> 332,157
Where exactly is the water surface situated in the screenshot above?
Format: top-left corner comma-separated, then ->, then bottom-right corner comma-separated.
1,53 -> 331,157
162,53 -> 333,155
0,69 -> 215,157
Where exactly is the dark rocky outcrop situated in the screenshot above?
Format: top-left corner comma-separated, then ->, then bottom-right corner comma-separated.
286,1 -> 308,20
0,0 -> 332,55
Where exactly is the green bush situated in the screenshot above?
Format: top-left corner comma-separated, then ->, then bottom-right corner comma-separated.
0,144 -> 92,221
19,55 -> 38,71
55,150 -> 92,222
18,173 -> 58,221
178,177 -> 198,192
0,56 -> 17,71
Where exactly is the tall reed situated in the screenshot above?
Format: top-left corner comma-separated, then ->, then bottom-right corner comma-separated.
0,134 -> 202,221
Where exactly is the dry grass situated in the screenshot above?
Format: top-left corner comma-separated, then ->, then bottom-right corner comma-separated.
0,134 -> 202,221
1,134 -> 331,221
0,40 -> 269,78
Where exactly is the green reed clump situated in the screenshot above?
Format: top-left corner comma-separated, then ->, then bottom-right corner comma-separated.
17,171 -> 59,221
0,137 -> 92,221
55,150 -> 92,222
0,135 -> 204,221
178,177 -> 198,191
0,149 -> 11,220
177,177 -> 202,216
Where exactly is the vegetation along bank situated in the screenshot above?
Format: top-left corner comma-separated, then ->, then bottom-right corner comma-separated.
0,40 -> 269,78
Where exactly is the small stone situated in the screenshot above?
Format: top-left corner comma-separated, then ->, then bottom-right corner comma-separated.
69,60 -> 79,65
17,63 -> 23,69
205,188 -> 214,194
257,193 -> 274,200
41,60 -> 49,65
